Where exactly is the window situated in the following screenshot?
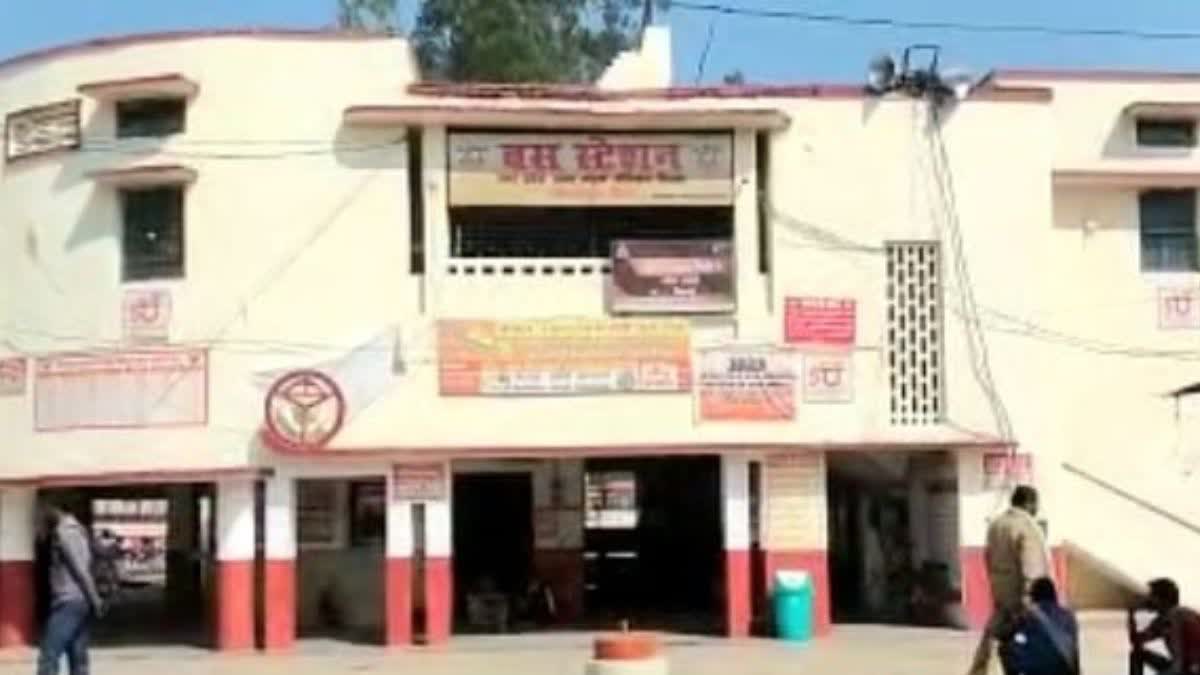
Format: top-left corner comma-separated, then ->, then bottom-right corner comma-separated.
116,98 -> 186,138
121,187 -> 185,281
1136,119 -> 1196,148
1140,189 -> 1199,272
886,242 -> 944,426
407,127 -> 425,274
450,207 -> 732,258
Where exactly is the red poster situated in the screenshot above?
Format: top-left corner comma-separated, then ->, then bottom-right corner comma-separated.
784,297 -> 856,348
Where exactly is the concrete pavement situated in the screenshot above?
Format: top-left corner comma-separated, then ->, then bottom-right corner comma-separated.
0,612 -> 1133,674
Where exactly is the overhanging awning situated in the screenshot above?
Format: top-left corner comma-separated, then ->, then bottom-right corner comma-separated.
344,105 -> 790,131
77,73 -> 199,100
89,164 -> 197,188
1054,169 -> 1200,189
1124,101 -> 1200,119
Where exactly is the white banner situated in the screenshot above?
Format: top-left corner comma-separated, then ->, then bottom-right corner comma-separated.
803,353 -> 854,403
34,349 -> 208,431
5,99 -> 81,161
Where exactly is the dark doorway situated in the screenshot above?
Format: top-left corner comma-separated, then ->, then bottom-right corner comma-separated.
452,473 -> 534,630
583,456 -> 723,635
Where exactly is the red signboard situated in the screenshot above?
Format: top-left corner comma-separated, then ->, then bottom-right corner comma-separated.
983,453 -> 1033,490
784,297 -> 856,348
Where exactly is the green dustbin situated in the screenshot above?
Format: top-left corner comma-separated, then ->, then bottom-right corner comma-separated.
773,570 -> 814,642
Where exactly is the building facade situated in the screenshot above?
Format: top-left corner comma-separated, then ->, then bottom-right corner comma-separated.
0,27 -> 1197,652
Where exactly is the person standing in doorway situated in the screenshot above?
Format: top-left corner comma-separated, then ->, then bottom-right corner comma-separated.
36,500 -> 105,675
967,485 -> 1053,675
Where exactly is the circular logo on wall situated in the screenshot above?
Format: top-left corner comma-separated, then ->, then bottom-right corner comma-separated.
261,370 -> 346,452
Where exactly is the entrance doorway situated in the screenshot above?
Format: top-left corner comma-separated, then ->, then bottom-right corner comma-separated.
36,484 -> 215,647
826,452 -> 962,627
452,473 -> 533,633
584,456 -> 723,634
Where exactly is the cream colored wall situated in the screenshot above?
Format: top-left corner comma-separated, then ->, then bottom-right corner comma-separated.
0,35 -> 419,478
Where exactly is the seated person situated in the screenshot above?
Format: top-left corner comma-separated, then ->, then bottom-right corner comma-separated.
1000,577 -> 1080,675
1129,578 -> 1200,675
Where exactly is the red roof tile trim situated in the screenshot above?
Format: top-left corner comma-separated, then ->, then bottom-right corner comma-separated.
408,81 -> 1050,103
0,28 -> 394,73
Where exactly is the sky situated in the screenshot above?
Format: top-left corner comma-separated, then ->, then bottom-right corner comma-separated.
5,1 -> 1200,84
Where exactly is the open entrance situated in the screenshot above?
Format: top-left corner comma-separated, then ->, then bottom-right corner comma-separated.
295,477 -> 387,644
452,473 -> 534,633
36,484 -> 215,647
583,456 -> 723,635
826,451 -> 963,627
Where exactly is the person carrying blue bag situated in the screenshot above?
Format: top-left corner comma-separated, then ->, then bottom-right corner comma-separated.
1000,577 -> 1080,675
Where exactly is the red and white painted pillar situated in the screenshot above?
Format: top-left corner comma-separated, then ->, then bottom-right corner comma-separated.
957,449 -> 995,630
263,475 -> 296,651
385,475 -> 414,647
762,452 -> 831,636
423,473 -> 453,645
0,487 -> 35,649
215,479 -> 256,651
722,455 -> 752,638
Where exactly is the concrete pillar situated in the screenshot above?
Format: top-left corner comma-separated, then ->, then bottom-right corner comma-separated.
957,449 -> 994,630
532,460 -> 585,621
722,456 -> 752,638
385,475 -> 414,647
762,452 -> 831,636
263,475 -> 296,651
0,488 -> 35,649
424,465 -> 453,645
215,479 -> 255,651
165,486 -> 198,622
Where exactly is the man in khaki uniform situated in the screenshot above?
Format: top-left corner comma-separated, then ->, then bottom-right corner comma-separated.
968,485 -> 1053,675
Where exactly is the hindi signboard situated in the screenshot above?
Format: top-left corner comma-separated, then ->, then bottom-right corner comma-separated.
1159,287 -> 1200,330
123,289 -> 172,344
0,357 -> 28,397
785,297 -> 856,349
803,353 -> 854,404
698,347 -> 795,421
437,319 -> 692,396
983,452 -> 1033,490
34,349 -> 208,431
448,132 -> 734,206
609,239 -> 735,314
5,99 -> 82,162
392,463 -> 448,502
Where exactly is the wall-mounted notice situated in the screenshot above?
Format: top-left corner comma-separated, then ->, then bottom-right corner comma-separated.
785,297 -> 856,349
123,289 -> 172,344
982,452 -> 1033,490
5,99 -> 82,161
392,463 -> 448,502
34,349 -> 208,431
765,452 -> 828,550
0,357 -> 28,397
698,347 -> 795,421
803,354 -> 854,404
1159,287 -> 1200,330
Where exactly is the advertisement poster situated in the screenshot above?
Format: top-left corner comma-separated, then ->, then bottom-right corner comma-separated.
437,319 -> 692,396
34,349 -> 208,431
785,297 -> 857,349
448,132 -> 734,206
609,239 -> 735,314
698,347 -> 795,421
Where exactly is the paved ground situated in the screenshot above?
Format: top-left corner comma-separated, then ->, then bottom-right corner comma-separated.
0,612 -> 1132,674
